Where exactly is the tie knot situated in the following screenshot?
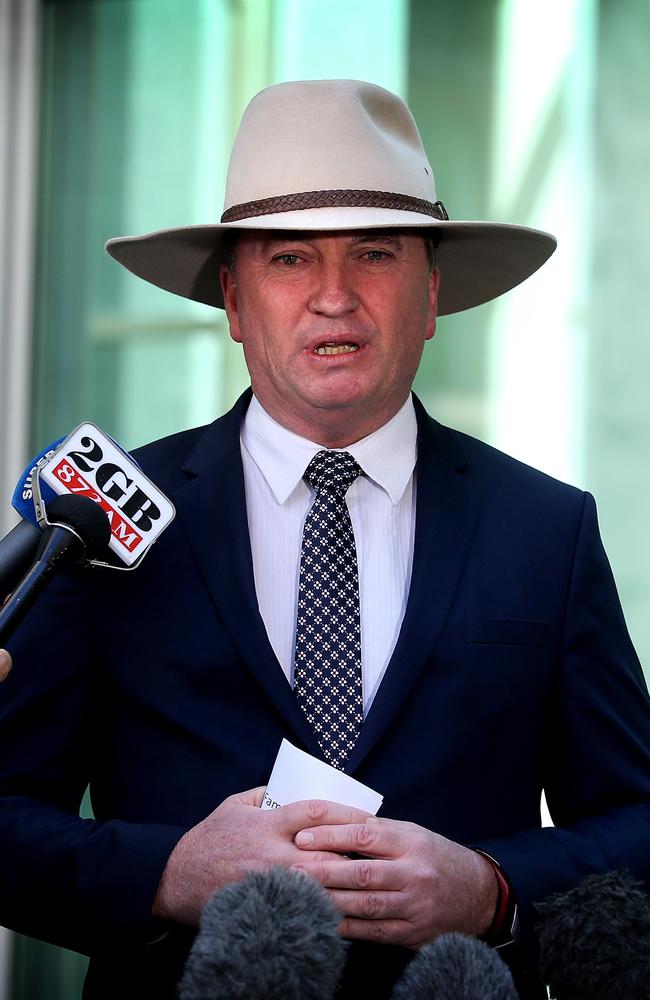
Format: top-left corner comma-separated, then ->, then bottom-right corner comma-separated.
304,450 -> 361,496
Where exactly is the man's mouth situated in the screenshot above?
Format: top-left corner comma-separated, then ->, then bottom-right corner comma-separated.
313,342 -> 360,356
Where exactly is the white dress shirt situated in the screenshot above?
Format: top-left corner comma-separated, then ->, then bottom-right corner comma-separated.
240,395 -> 417,713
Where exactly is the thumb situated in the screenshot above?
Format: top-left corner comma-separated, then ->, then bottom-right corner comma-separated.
0,650 -> 12,683
231,785 -> 266,808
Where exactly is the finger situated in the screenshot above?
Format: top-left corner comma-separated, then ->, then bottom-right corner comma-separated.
329,887 -> 409,922
291,857 -> 404,892
291,848 -> 345,866
274,798 -> 374,836
337,915 -> 413,946
0,649 -> 12,683
219,791 -> 347,864
295,818 -> 403,858
229,786 -> 267,807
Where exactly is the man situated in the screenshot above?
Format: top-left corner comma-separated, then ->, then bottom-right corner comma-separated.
1,80 -> 649,999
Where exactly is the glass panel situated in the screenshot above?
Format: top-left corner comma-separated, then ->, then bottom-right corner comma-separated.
32,0 -> 246,455
409,0 -> 499,440
486,0 -> 595,485
587,0 -> 650,680
272,0 -> 408,92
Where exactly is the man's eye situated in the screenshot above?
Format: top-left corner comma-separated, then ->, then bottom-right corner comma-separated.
363,250 -> 390,262
273,254 -> 301,266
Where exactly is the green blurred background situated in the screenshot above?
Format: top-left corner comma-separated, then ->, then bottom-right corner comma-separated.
1,0 -> 649,996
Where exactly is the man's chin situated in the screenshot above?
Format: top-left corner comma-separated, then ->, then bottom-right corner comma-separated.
292,390 -> 401,446
305,390 -> 377,417
299,373 -> 378,412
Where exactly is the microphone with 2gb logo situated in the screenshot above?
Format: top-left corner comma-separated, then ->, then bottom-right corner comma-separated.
0,423 -> 175,645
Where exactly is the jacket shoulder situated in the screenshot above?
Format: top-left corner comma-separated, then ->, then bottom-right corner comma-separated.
442,422 -> 582,494
129,391 -> 250,494
130,424 -> 209,494
419,406 -> 587,522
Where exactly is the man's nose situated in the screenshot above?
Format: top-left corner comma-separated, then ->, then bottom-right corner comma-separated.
308,261 -> 360,316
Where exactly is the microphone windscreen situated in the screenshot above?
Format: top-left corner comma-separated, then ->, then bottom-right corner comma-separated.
391,932 -> 518,1000
535,869 -> 650,1000
45,494 -> 111,558
178,867 -> 347,1000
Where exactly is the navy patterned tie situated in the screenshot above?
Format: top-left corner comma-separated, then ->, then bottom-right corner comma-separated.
293,450 -> 363,769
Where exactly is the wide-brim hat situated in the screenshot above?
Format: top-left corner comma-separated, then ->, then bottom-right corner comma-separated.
106,79 -> 556,316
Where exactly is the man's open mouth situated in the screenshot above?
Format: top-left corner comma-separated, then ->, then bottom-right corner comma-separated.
313,343 -> 360,356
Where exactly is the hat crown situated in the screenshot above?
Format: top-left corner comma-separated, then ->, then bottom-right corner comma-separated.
105,78 -> 557,316
224,80 -> 437,213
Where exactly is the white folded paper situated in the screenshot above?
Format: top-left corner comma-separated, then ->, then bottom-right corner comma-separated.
262,738 -> 383,814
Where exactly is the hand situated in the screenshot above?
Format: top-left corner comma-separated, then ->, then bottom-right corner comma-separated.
153,791 -> 373,926
292,812 -> 497,949
0,649 -> 12,682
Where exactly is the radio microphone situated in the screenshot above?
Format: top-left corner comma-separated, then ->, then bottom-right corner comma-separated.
0,423 -> 175,650
391,932 -> 518,1000
2,423 -> 175,592
0,494 -> 111,646
178,867 -> 347,1000
0,519 -> 42,601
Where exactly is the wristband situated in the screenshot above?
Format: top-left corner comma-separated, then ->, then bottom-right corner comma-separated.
474,849 -> 519,948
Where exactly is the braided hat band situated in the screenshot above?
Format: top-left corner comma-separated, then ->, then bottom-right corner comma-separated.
221,190 -> 450,224
106,79 -> 556,316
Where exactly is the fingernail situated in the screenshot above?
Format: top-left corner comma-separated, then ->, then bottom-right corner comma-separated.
295,830 -> 314,846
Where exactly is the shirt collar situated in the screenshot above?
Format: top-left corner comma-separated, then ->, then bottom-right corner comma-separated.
241,394 -> 417,506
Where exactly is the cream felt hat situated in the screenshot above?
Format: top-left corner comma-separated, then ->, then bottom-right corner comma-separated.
106,79 -> 556,316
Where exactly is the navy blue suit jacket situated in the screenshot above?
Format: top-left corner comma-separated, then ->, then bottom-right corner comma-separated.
1,391 -> 649,998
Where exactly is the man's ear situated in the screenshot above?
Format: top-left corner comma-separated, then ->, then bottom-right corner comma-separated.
220,264 -> 242,343
425,267 -> 440,342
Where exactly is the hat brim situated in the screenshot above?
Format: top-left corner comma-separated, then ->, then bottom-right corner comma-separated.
105,208 -> 556,316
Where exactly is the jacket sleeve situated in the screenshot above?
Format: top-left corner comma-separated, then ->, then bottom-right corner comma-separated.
0,569 -> 186,956
475,492 -> 650,927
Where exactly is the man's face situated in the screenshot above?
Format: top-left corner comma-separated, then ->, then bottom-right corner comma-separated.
220,229 -> 439,445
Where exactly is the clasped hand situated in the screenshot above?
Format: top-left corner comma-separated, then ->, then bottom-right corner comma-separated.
292,811 -> 496,948
154,788 -> 496,949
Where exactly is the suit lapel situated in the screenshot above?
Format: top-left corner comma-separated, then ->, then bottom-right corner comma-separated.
171,392 -> 481,773
346,399 -> 482,773
173,392 -> 321,755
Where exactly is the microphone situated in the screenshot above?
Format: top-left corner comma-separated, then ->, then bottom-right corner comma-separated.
535,869 -> 650,999
2,422 -> 175,587
1,423 -> 175,648
0,519 -> 42,601
0,494 -> 111,646
177,867 -> 348,1000
391,933 -> 518,999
